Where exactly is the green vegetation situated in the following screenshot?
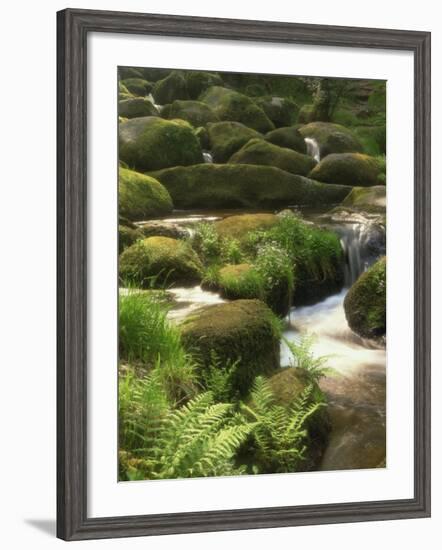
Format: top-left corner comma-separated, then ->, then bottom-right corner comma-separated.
309,153 -> 385,187
206,121 -> 262,162
161,100 -> 219,127
119,236 -> 203,288
119,116 -> 203,172
344,256 -> 386,339
229,138 -> 316,176
118,167 -> 173,221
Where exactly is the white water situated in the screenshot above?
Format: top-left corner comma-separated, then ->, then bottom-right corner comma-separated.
146,93 -> 163,112
202,151 -> 214,163
167,285 -> 225,322
304,137 -> 321,162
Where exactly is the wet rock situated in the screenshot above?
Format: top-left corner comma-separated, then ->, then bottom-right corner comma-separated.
343,185 -> 386,210
137,220 -> 190,240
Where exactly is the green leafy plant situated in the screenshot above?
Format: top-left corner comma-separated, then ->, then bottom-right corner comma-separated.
119,369 -> 254,480
242,376 -> 326,473
283,335 -> 331,382
192,222 -> 221,264
200,351 -> 240,403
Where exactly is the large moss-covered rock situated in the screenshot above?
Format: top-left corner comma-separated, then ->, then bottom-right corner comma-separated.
229,139 -> 316,176
138,220 -> 189,240
215,213 -> 278,239
180,300 -> 280,395
119,168 -> 173,221
309,153 -> 384,187
137,67 -> 171,82
119,236 -> 203,288
161,100 -> 218,127
186,71 -> 223,99
118,98 -> 159,119
118,82 -> 133,101
149,164 -> 352,209
299,122 -> 363,157
118,67 -> 144,80
152,70 -> 189,104
119,116 -> 203,172
206,121 -> 261,162
254,96 -> 299,128
200,86 -> 275,133
265,126 -> 307,154
297,104 -> 315,124
120,78 -> 152,97
344,257 -> 386,339
342,185 -> 386,209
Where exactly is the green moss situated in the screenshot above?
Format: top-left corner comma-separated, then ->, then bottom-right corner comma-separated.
152,70 -> 189,104
206,121 -> 262,162
265,126 -> 307,154
180,299 -> 280,395
254,96 -> 299,128
217,264 -> 264,299
149,164 -> 352,209
354,125 -> 386,156
119,236 -> 203,288
229,138 -> 316,176
120,78 -> 152,97
161,100 -> 218,127
118,224 -> 144,254
200,86 -> 275,133
215,213 -> 278,240
194,126 -> 210,149
118,82 -> 133,101
299,122 -> 363,157
118,98 -> 159,119
309,153 -> 384,187
297,104 -> 315,124
119,168 -> 173,221
186,71 -> 223,99
119,116 -> 203,172
344,257 -> 386,339
342,186 -> 386,209
118,67 -> 144,80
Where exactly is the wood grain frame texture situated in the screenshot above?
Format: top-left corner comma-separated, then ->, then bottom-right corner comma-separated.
57,8 -> 431,541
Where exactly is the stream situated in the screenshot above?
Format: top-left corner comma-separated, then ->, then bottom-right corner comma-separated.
139,209 -> 387,471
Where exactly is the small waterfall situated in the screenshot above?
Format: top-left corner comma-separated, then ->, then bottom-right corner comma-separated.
339,225 -> 365,286
146,93 -> 163,113
202,151 -> 213,163
304,137 -> 320,163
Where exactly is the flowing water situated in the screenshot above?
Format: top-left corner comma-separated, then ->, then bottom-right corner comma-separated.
161,208 -> 386,471
304,137 -> 321,162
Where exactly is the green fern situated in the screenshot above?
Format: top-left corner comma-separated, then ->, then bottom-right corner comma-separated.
283,335 -> 331,382
242,376 -> 325,473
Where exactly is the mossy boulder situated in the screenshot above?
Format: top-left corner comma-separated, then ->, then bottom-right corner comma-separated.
297,104 -> 315,124
180,299 -> 280,395
119,236 -> 203,288
118,224 -> 143,254
215,213 -> 278,239
118,82 -> 133,101
254,96 -> 299,128
137,67 -> 171,82
161,100 -> 218,127
265,126 -> 307,154
118,98 -> 159,119
199,86 -> 275,133
120,78 -> 152,97
119,168 -> 173,221
268,367 -> 330,469
299,122 -> 363,157
309,153 -> 384,187
119,116 -> 203,172
186,71 -> 223,99
195,126 -> 210,149
206,121 -> 262,162
342,185 -> 386,209
118,67 -> 144,80
138,220 -> 189,240
149,164 -> 352,209
229,138 -> 316,176
152,70 -> 189,104
344,257 -> 386,339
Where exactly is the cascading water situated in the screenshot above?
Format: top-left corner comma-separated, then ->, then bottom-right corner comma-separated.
146,93 -> 163,112
304,137 -> 321,163
202,151 -> 214,163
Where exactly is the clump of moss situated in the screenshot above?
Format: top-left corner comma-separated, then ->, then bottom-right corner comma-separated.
118,98 -> 159,119
344,257 -> 386,339
299,122 -> 363,157
309,153 -> 384,187
215,213 -> 278,240
161,100 -> 218,127
342,186 -> 386,209
180,299 -> 281,395
186,71 -> 223,99
200,86 -> 275,133
265,126 -> 307,154
149,164 -> 352,209
119,236 -> 203,288
229,138 -> 316,176
119,168 -> 173,221
118,224 -> 144,253
120,78 -> 152,97
119,116 -> 203,172
297,104 -> 315,124
152,70 -> 189,104
206,121 -> 262,162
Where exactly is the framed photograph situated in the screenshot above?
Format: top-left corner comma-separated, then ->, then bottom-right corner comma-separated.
57,8 -> 431,541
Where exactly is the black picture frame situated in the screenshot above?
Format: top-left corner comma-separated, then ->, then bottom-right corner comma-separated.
57,8 -> 431,541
